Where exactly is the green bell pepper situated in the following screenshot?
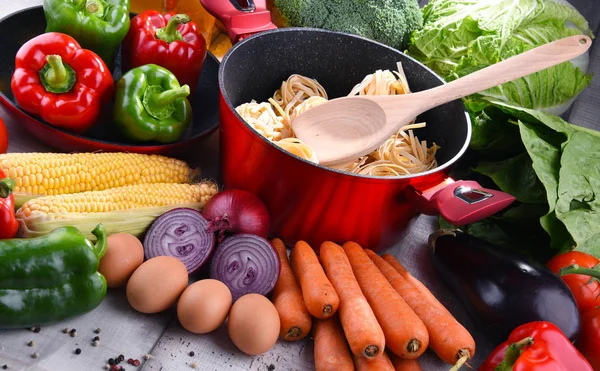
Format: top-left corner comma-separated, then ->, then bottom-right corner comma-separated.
0,224 -> 108,328
113,64 -> 192,143
43,0 -> 130,68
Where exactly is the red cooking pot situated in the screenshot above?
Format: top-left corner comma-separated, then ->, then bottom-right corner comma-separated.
203,0 -> 515,251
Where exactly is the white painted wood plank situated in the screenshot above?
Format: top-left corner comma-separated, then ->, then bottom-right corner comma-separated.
0,0 -> 41,19
140,323 -> 314,371
0,289 -> 171,371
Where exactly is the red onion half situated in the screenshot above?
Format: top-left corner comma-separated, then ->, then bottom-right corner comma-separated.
144,208 -> 215,274
202,189 -> 270,241
210,234 -> 280,301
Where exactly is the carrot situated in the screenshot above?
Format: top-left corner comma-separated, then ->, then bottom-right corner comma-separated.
270,238 -> 312,341
342,242 -> 429,359
366,251 -> 476,366
353,351 -> 394,371
290,240 -> 340,319
313,315 -> 355,371
319,241 -> 385,359
388,352 -> 424,371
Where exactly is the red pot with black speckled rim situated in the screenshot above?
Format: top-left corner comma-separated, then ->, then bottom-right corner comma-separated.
217,27 -> 515,251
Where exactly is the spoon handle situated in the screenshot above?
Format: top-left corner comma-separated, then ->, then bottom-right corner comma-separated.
413,34 -> 592,110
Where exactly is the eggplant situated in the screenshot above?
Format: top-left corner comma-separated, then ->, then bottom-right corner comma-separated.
429,229 -> 580,344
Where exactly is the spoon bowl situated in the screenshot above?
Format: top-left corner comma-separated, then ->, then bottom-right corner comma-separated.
291,97 -> 388,166
292,34 -> 593,166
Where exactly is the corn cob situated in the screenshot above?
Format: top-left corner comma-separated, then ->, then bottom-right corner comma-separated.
0,152 -> 198,206
16,182 -> 219,238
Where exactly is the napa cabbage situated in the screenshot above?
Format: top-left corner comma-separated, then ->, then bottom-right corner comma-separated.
407,0 -> 594,115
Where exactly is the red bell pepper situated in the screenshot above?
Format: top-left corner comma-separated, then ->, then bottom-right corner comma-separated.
547,251 -> 600,314
577,306 -> 600,370
0,170 -> 18,239
0,117 -> 7,154
10,32 -> 114,134
479,321 -> 593,371
122,11 -> 207,94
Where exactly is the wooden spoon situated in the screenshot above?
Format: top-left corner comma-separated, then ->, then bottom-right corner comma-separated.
291,34 -> 593,167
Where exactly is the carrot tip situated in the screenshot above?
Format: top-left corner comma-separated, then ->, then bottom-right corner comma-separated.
284,326 -> 303,340
406,338 -> 421,353
322,304 -> 333,316
363,345 -> 380,358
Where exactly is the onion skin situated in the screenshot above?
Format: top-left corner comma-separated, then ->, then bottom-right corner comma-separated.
210,234 -> 280,301
144,208 -> 215,275
203,189 -> 270,240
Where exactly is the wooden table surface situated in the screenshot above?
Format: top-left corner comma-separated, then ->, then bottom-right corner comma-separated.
1,1 -> 599,371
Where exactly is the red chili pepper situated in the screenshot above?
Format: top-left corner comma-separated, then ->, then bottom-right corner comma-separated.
0,169 -> 18,239
547,251 -> 600,314
479,321 -> 593,371
577,306 -> 600,370
122,11 -> 207,94
11,32 -> 113,134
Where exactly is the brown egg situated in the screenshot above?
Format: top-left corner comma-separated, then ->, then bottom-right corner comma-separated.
126,256 -> 188,314
98,233 -> 145,288
177,279 -> 232,334
228,294 -> 280,355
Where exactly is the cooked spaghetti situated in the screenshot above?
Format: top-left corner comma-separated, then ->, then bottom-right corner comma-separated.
276,138 -> 319,163
235,63 -> 439,176
235,100 -> 292,141
272,74 -> 328,118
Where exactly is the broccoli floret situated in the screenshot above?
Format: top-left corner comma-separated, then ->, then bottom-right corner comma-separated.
274,0 -> 423,50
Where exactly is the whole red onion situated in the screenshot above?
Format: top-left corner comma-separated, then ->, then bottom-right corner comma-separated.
202,189 -> 270,241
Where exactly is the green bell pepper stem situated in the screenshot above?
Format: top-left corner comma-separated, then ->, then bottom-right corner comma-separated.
45,55 -> 67,88
0,178 -> 15,198
153,85 -> 190,107
40,55 -> 76,94
74,0 -> 105,16
495,337 -> 534,371
85,0 -> 105,17
156,14 -> 191,43
91,224 -> 108,259
143,84 -> 190,120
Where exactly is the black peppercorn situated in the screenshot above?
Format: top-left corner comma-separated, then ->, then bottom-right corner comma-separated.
108,358 -> 115,366
2,365 -> 7,369
189,351 -> 195,357
93,336 -> 100,341
75,348 -> 81,355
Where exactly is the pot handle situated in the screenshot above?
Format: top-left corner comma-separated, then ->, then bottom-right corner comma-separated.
417,179 -> 515,226
199,0 -> 277,43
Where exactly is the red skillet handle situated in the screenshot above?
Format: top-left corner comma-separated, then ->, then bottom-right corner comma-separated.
199,0 -> 277,43
417,179 -> 516,226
